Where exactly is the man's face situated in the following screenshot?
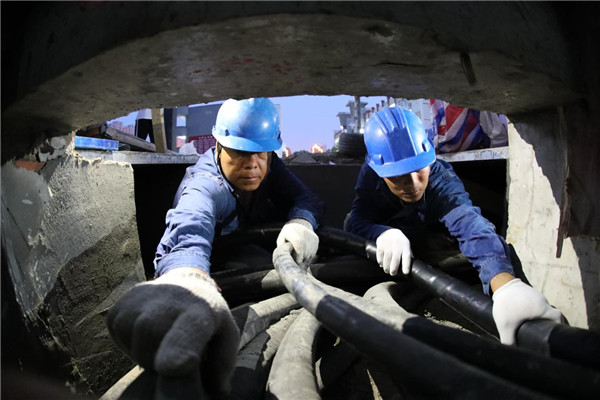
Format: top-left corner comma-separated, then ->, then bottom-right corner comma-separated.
220,146 -> 270,192
383,166 -> 430,203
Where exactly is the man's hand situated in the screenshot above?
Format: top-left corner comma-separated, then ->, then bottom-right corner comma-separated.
492,278 -> 563,345
106,267 -> 240,395
376,228 -> 413,276
276,218 -> 319,264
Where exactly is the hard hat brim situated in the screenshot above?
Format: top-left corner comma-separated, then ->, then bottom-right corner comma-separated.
213,133 -> 282,153
367,149 -> 436,178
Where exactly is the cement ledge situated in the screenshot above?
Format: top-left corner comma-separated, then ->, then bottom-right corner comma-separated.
436,147 -> 508,163
76,150 -> 200,165
76,146 -> 509,166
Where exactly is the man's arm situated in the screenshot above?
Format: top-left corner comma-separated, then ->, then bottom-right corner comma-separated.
440,203 -> 515,294
154,173 -> 234,276
432,162 -> 562,345
345,191 -> 392,241
429,162 -> 514,294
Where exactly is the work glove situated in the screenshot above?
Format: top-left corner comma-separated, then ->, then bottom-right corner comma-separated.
492,278 -> 563,345
106,267 -> 240,395
376,228 -> 413,276
276,218 -> 319,264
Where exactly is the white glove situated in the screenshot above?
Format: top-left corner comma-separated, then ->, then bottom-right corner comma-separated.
376,228 -> 413,276
492,278 -> 563,345
106,267 -> 240,395
276,218 -> 319,264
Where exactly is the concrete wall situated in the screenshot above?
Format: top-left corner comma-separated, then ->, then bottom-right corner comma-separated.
1,150 -> 145,393
508,117 -> 599,330
2,2 -> 579,161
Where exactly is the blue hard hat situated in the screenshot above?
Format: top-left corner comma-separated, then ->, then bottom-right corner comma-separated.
364,106 -> 435,177
212,98 -> 282,152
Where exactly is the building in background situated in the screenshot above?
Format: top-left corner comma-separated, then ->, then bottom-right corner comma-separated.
393,98 -> 433,133
108,120 -> 135,135
168,104 -> 221,153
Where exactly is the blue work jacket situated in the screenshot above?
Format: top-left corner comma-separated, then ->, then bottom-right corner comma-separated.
154,147 -> 323,276
345,159 -> 514,294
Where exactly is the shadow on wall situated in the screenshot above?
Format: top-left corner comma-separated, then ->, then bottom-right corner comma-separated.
512,113 -> 600,330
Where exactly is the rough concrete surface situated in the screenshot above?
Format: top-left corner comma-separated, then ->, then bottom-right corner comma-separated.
2,153 -> 142,313
1,152 -> 146,393
507,121 -> 599,330
1,2 -> 580,162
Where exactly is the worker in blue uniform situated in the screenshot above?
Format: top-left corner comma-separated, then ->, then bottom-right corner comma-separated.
106,98 -> 323,396
345,106 -> 562,346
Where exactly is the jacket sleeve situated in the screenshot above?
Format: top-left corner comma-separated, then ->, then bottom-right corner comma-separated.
345,163 -> 392,241
154,172 -> 234,276
268,155 -> 324,229
430,164 -> 514,294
